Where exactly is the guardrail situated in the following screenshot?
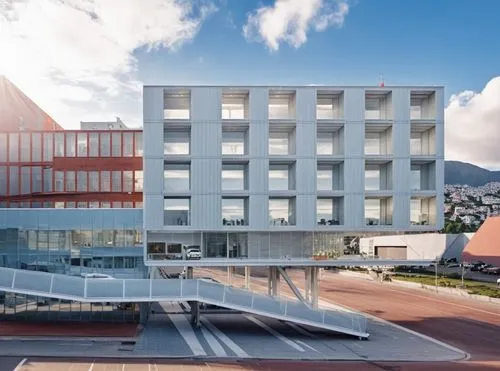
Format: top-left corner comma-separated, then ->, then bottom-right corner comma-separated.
0,267 -> 368,337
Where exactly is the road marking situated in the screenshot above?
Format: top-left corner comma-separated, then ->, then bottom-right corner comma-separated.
88,361 -> 94,371
13,358 -> 27,371
200,317 -> 249,358
168,313 -> 207,356
201,325 -> 228,357
244,315 -> 305,352
295,339 -> 320,353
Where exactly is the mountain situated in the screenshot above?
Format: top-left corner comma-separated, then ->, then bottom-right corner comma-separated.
445,161 -> 500,186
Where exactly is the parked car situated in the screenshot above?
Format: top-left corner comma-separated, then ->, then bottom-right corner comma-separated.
184,245 -> 202,260
483,266 -> 500,275
480,264 -> 495,273
81,273 -> 114,279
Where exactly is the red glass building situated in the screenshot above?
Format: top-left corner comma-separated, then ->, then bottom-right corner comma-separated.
0,76 -> 143,208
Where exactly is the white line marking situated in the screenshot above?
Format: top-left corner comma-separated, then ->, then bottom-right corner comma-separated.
295,339 -> 320,353
122,364 -> 125,371
168,313 -> 207,356
200,317 -> 249,358
200,325 -> 227,357
244,315 -> 305,352
286,322 -> 316,338
88,361 -> 94,371
13,358 -> 27,371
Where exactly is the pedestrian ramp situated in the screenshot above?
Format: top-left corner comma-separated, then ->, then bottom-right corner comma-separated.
0,267 -> 368,338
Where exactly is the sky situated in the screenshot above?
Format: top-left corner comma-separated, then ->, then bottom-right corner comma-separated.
1,0 -> 500,169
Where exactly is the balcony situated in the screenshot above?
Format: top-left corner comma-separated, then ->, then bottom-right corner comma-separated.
222,90 -> 249,121
316,90 -> 344,121
365,125 -> 392,156
269,90 -> 296,122
164,198 -> 190,226
410,125 -> 436,156
365,161 -> 392,194
411,90 -> 436,122
411,160 -> 436,192
365,197 -> 393,226
222,198 -> 248,227
365,91 -> 393,122
269,197 -> 296,226
317,197 -> 344,226
316,127 -> 344,156
164,90 -> 190,121
317,163 -> 344,193
269,128 -> 296,156
410,196 -> 437,226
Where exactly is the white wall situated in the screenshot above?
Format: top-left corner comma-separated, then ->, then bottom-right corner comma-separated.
360,233 -> 473,260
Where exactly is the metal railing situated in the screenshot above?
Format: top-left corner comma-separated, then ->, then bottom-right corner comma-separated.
0,267 -> 368,337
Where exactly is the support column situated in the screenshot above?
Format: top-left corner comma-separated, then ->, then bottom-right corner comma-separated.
185,266 -> 199,327
139,302 -> 150,325
268,267 -> 280,297
311,267 -> 319,309
227,266 -> 234,286
244,266 -> 251,289
304,267 -> 311,303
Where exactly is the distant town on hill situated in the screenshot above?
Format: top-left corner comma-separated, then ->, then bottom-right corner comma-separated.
445,161 -> 500,186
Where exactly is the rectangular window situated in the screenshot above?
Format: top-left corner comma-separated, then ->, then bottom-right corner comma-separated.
365,169 -> 380,191
32,133 -> 41,162
9,133 -> 19,162
123,201 -> 133,208
164,165 -> 190,192
164,130 -> 190,155
20,133 -> 30,162
9,166 -> 19,194
0,166 -> 6,195
89,171 -> 99,192
316,132 -> 334,155
112,132 -> 121,157
222,131 -> 246,155
269,165 -> 289,191
317,198 -> 333,224
365,133 -> 381,155
32,166 -> 42,193
164,198 -> 190,225
222,165 -> 246,190
134,170 -> 143,192
123,132 -> 133,157
112,201 -> 122,208
55,202 -> 64,209
269,198 -> 294,226
89,133 -> 99,157
54,171 -> 64,192
101,171 -> 110,192
66,133 -> 76,157
101,201 -> 111,208
0,134 -> 6,161
112,171 -> 121,192
100,133 -> 110,156
65,171 -> 76,191
43,168 -> 52,192
222,198 -> 246,225
89,201 -> 99,208
134,132 -> 143,156
268,94 -> 294,120
317,166 -> 333,190
54,133 -> 64,157
43,133 -> 53,161
77,132 -> 88,157
20,166 -> 30,194
66,202 -> 75,208
123,171 -> 133,192
77,202 -> 87,208
269,132 -> 290,155
77,171 -> 87,192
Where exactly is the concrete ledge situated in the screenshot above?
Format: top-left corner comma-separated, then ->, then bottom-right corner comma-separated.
390,279 -> 500,304
336,270 -> 374,281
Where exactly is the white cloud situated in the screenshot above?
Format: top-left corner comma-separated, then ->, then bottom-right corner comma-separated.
0,0 -> 217,128
445,76 -> 500,169
243,0 -> 349,51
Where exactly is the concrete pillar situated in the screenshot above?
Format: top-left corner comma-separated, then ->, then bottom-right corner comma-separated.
244,266 -> 251,289
190,301 -> 200,328
186,267 -> 193,279
304,267 -> 311,303
139,302 -> 150,325
227,266 -> 233,286
268,267 -> 280,297
311,267 -> 319,309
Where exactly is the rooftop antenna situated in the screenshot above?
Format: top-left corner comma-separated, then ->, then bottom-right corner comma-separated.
378,74 -> 385,87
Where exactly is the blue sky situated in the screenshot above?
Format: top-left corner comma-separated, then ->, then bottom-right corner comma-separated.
1,0 -> 500,168
137,0 -> 500,99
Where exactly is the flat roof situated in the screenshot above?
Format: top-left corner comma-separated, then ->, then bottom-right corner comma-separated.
145,84 -> 444,89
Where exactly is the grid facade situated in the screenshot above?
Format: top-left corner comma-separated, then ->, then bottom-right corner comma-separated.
143,86 -> 444,263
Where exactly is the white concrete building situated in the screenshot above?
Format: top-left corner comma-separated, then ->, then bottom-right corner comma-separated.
359,233 -> 474,261
142,85 -> 444,265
